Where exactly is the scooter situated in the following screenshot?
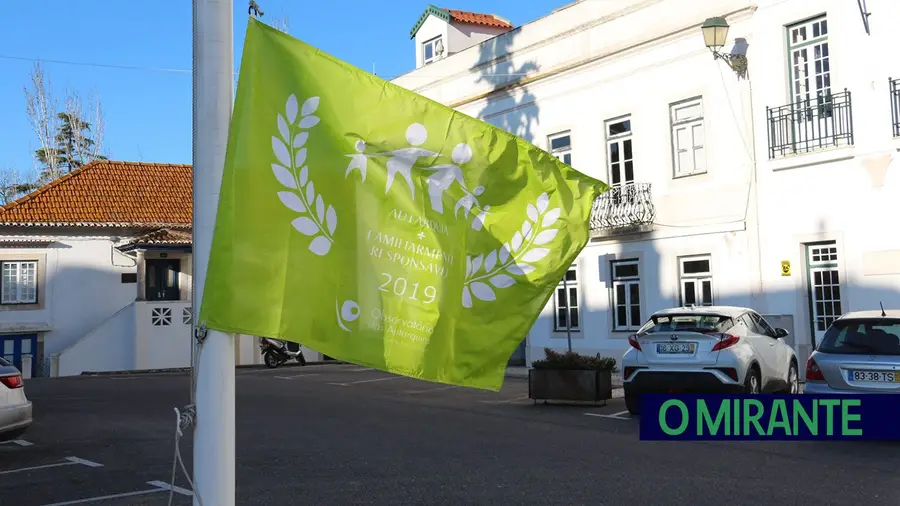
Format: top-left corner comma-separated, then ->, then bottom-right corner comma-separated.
260,337 -> 307,368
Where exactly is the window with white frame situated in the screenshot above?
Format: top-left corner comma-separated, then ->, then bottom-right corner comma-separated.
1,260 -> 38,304
605,116 -> 633,189
423,36 -> 443,65
553,266 -> 579,331
611,260 -> 641,331
548,132 -> 572,166
679,255 -> 713,307
787,15 -> 830,107
670,98 -> 706,177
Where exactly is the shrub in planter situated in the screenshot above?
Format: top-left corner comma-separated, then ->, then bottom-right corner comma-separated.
529,348 -> 618,403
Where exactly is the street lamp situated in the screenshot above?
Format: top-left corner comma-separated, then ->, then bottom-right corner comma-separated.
701,16 -> 748,79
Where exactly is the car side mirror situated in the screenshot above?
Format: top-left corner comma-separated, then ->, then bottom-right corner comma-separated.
774,328 -> 789,338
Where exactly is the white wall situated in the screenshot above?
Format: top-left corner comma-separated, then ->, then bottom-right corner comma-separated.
57,302 -> 136,376
750,0 -> 900,348
0,235 -> 139,367
414,15 -> 450,69
135,301 -> 192,370
447,23 -> 509,58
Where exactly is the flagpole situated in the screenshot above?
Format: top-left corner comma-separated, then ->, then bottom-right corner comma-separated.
192,1 -> 235,505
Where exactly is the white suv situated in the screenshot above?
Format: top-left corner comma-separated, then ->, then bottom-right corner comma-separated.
622,306 -> 799,415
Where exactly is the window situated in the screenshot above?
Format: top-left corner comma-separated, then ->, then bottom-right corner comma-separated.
423,36 -> 443,65
670,98 -> 706,177
679,255 -> 713,307
748,312 -> 777,337
1,261 -> 37,304
787,16 -> 830,108
640,313 -> 733,334
548,132 -> 572,166
806,241 -> 842,344
611,260 -> 641,331
818,318 -> 900,356
554,266 -> 579,331
605,117 -> 634,189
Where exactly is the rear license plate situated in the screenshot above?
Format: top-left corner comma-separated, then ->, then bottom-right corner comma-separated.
847,370 -> 899,383
657,343 -> 695,354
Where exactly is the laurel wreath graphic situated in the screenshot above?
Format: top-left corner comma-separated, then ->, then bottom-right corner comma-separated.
271,94 -> 337,256
461,192 -> 561,308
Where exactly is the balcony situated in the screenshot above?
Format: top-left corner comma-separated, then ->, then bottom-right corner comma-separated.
766,89 -> 854,159
891,77 -> 899,138
590,182 -> 655,236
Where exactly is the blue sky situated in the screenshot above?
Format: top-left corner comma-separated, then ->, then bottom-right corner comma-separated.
0,1 -> 572,175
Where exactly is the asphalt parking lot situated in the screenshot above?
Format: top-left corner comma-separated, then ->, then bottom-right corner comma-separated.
4,363 -> 900,505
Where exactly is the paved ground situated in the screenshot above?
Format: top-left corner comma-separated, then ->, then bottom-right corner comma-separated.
3,363 -> 899,505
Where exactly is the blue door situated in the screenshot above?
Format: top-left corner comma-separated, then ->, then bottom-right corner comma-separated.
0,334 -> 37,377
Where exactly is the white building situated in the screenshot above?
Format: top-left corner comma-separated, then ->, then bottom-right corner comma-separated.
0,160 -> 295,376
393,0 -> 900,373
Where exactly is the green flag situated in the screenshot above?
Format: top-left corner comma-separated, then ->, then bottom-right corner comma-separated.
199,18 -> 607,391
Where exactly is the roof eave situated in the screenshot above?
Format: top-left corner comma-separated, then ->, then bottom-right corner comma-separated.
410,4 -> 451,39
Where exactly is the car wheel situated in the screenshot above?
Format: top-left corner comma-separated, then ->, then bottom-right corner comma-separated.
744,366 -> 761,394
785,362 -> 799,394
625,392 -> 640,415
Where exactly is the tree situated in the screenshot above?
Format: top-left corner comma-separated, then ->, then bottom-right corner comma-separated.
25,62 -> 105,184
0,166 -> 39,206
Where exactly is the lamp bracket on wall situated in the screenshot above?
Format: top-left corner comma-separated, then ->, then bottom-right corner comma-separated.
857,0 -> 871,35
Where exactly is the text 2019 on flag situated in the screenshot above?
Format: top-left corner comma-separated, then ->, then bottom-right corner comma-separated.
199,18 -> 608,391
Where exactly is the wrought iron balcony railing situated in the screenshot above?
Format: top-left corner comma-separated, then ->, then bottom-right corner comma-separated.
766,89 -> 854,159
590,182 -> 655,231
890,77 -> 899,138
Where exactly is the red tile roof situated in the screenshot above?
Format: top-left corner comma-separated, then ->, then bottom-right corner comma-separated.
121,227 -> 192,247
0,160 -> 192,227
445,8 -> 512,30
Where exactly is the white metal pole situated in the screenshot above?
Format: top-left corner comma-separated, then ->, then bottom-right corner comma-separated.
192,1 -> 235,505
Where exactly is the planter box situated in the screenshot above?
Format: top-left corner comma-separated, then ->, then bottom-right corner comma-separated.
528,368 -> 613,403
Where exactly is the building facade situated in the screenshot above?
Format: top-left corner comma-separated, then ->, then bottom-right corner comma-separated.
394,0 -> 900,372
0,161 -> 290,376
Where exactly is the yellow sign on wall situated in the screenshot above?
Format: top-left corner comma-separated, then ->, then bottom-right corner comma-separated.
781,260 -> 791,276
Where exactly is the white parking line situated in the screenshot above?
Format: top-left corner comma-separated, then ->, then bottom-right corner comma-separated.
40,481 -> 191,506
328,376 -> 400,386
405,385 -> 457,394
0,456 -> 102,476
346,367 -> 374,372
0,439 -> 32,446
147,480 -> 194,496
274,373 -> 321,380
584,410 -> 632,420
477,396 -> 530,404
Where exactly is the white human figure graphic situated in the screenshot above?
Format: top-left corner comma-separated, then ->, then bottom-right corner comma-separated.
344,140 -> 369,182
376,123 -> 437,198
425,143 -> 471,214
454,185 -> 484,218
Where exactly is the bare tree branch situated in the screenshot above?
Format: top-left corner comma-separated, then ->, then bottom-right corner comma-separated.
90,92 -> 105,159
0,167 -> 38,206
24,62 -> 61,182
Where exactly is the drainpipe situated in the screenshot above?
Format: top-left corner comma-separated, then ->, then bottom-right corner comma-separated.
746,74 -> 765,308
